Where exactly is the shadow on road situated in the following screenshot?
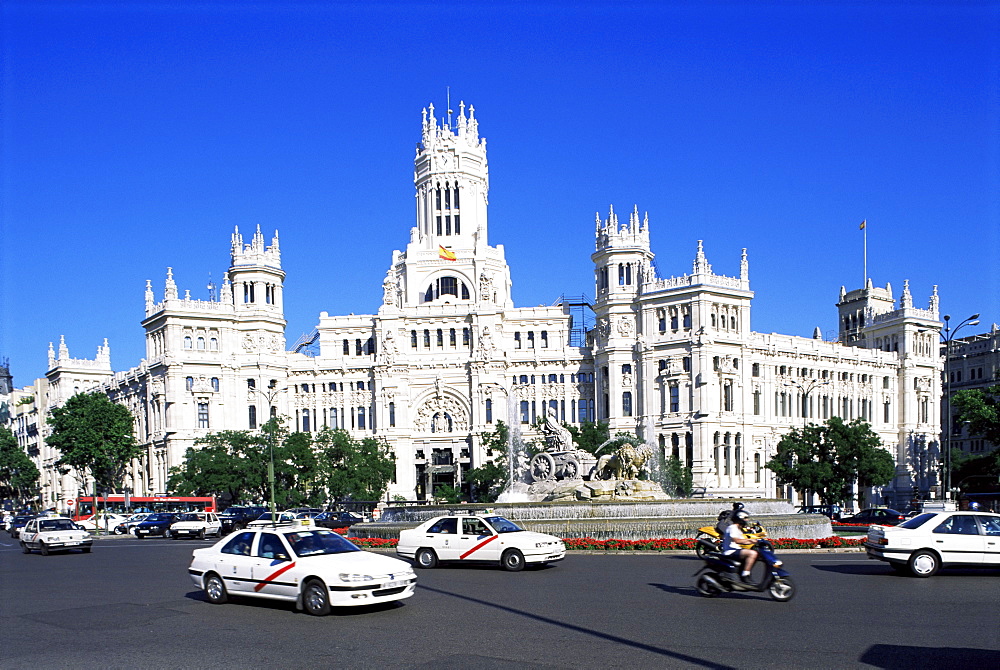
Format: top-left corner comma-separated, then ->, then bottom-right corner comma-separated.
858,643 -> 1000,668
417,583 -> 737,669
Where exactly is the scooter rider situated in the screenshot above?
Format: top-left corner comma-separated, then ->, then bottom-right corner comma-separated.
721,509 -> 757,582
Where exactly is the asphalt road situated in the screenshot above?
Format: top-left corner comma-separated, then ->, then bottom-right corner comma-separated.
1,535 -> 998,669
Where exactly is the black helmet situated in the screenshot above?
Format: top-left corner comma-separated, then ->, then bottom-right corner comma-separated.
733,510 -> 750,525
732,502 -> 745,512
968,502 -> 981,511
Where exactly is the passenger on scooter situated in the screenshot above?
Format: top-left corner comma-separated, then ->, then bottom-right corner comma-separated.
715,501 -> 745,536
721,510 -> 757,583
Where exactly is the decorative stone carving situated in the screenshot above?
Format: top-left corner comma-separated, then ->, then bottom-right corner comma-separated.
415,393 -> 469,433
617,316 -> 634,339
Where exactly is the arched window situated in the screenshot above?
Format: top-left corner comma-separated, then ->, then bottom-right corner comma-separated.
411,330 -> 418,348
302,409 -> 311,433
485,399 -> 493,424
197,337 -> 206,350
186,376 -> 194,391
211,377 -> 220,392
389,402 -> 396,427
209,338 -> 219,351
184,336 -> 193,349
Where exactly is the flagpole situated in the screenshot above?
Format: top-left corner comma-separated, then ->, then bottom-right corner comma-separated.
860,219 -> 867,286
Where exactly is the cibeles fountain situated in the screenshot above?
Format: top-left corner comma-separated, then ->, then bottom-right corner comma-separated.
353,409 -> 832,542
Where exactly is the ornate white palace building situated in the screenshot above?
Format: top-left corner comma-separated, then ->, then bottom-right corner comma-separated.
11,102 -> 945,508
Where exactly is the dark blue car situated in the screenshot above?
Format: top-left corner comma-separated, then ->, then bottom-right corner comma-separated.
134,513 -> 178,538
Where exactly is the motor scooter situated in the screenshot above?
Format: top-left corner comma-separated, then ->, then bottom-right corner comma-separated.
694,521 -> 767,559
693,538 -> 795,601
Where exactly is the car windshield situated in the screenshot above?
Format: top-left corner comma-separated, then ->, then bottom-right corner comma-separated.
39,519 -> 76,531
484,516 -> 524,533
285,530 -> 360,557
145,514 -> 172,522
177,513 -> 203,522
898,513 -> 935,529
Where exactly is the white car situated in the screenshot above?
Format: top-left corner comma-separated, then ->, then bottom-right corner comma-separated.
20,516 -> 93,555
170,512 -> 223,540
397,513 -> 566,571
865,510 -> 1000,577
113,512 -> 152,535
76,513 -> 129,532
188,519 -> 415,615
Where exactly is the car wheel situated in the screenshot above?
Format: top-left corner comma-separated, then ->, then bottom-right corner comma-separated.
21,542 -> 30,554
82,546 -> 92,553
204,573 -> 228,604
303,579 -> 331,616
889,562 -> 909,574
768,576 -> 795,602
136,532 -> 144,539
502,548 -> 525,572
908,550 -> 940,578
415,548 -> 438,569
198,529 -> 206,540
165,529 -> 173,539
40,542 -> 49,556
113,526 -> 124,535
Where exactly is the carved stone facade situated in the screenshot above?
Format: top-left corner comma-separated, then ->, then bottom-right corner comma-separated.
14,102 -> 945,509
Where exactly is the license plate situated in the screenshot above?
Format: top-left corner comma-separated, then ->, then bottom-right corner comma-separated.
383,579 -> 406,589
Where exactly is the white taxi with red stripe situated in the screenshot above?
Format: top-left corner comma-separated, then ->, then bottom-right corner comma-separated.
188,519 -> 416,615
397,513 -> 565,571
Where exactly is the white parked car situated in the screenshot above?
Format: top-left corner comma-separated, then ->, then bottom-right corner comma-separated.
865,510 -> 1000,577
397,513 -> 566,571
188,519 -> 416,615
170,512 -> 223,540
20,516 -> 93,555
77,513 -> 129,532
113,512 -> 152,535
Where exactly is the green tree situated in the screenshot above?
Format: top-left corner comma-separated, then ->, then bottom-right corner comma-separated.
433,484 -> 465,504
566,420 -> 610,455
167,419 -> 322,507
766,417 -> 895,506
952,385 -> 1000,445
46,392 -> 142,493
663,454 -> 694,497
167,430 -> 260,502
465,421 -> 510,502
313,428 -> 395,502
0,426 -> 40,504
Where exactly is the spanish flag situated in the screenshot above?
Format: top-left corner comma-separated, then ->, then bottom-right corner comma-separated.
859,219 -> 866,230
438,245 -> 457,261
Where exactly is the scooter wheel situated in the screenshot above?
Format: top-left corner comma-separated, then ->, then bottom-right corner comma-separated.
696,575 -> 723,598
768,576 -> 795,602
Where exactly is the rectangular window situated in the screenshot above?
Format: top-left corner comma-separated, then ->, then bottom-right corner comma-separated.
622,392 -> 633,417
423,329 -> 431,347
670,385 -> 679,413
683,357 -> 691,372
331,408 -> 339,429
358,407 -> 366,430
514,332 -> 522,349
389,402 -> 396,428
411,330 -> 418,349
753,391 -> 760,415
752,363 -> 760,377
520,401 -> 529,424
541,331 -> 548,348
437,329 -> 444,347
302,409 -> 311,433
485,399 -> 493,424
463,328 -> 470,346
449,328 -> 456,347
527,331 -> 535,348
343,339 -> 350,355
248,405 -> 257,429
197,403 -> 210,429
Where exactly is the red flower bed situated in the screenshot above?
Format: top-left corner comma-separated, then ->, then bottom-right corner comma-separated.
562,536 -> 864,551
342,534 -> 865,551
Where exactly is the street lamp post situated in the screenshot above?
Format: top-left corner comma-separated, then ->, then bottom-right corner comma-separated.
253,382 -> 285,526
941,313 -> 980,500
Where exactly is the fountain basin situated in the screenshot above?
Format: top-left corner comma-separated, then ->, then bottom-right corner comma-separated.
351,499 -> 833,541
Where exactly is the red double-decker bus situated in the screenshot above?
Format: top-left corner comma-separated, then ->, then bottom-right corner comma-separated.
71,495 -> 217,520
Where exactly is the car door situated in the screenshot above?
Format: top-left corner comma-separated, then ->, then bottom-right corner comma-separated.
426,517 -> 460,560
977,515 -> 1000,565
212,531 -> 258,593
205,513 -> 221,536
930,514 -> 985,565
21,519 -> 39,549
251,532 -> 298,599
454,517 -> 500,563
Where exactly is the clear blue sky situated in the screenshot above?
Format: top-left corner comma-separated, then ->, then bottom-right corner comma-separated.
2,1 -> 997,386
